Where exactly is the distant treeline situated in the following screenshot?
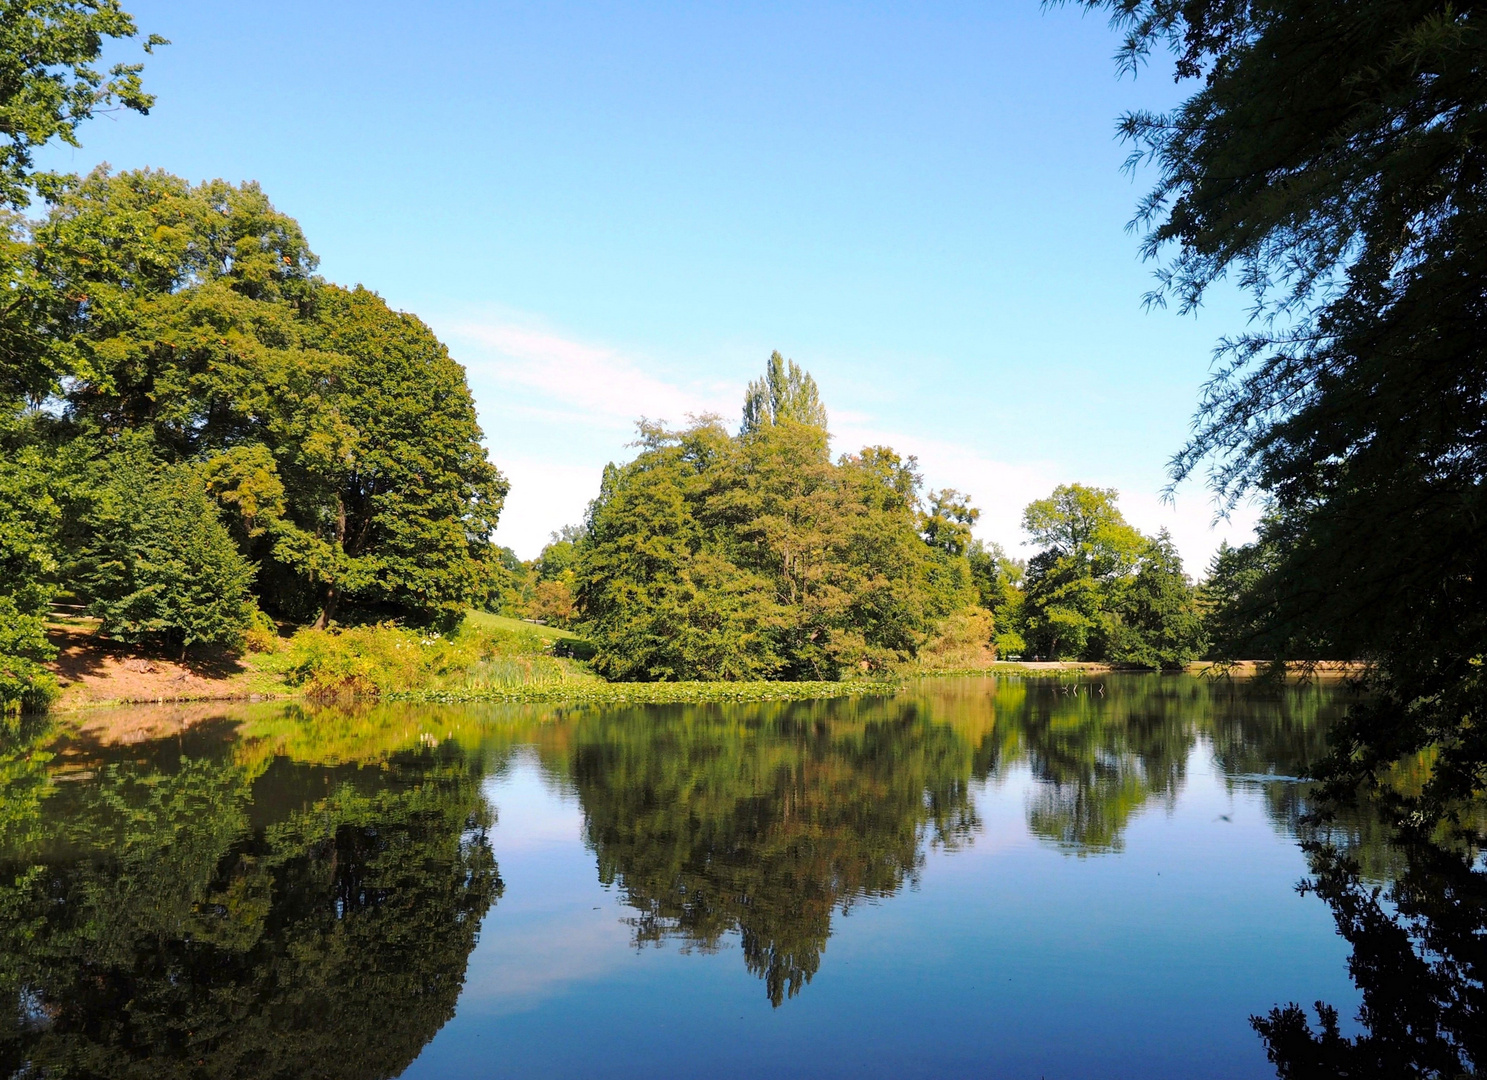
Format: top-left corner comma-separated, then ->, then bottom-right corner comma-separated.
494,355 -> 1247,679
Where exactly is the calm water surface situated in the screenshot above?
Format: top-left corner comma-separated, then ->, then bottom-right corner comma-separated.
0,676 -> 1465,1078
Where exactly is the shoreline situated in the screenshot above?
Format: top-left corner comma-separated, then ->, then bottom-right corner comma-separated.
40,621 -> 1365,715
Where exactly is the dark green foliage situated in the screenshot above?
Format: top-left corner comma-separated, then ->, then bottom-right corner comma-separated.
1012,485 -> 1202,666
577,422 -> 786,680
1200,539 -> 1272,660
1018,484 -> 1145,660
0,22 -> 512,671
79,442 -> 257,656
1066,0 -> 1487,802
283,284 -> 507,627
1252,838 -> 1486,1080
5,167 -> 506,638
0,1 -> 165,208
1105,531 -> 1205,669
0,416 -> 59,710
577,363 -> 977,681
0,739 -> 500,1078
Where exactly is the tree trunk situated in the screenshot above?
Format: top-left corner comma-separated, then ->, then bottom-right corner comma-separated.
315,582 -> 340,630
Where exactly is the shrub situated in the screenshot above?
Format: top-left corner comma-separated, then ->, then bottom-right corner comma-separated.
916,608 -> 995,671
270,619 -> 585,698
82,454 -> 259,658
0,597 -> 58,714
242,606 -> 282,654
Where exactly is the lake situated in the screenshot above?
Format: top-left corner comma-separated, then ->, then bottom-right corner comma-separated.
0,675 -> 1467,1079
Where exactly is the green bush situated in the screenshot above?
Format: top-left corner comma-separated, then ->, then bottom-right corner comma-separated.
0,597 -> 58,714
81,451 -> 259,658
269,619 -> 588,698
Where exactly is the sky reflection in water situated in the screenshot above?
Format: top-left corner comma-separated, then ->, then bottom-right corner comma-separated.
0,676 -> 1435,1079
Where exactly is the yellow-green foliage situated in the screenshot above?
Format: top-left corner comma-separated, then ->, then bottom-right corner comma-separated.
269,619 -> 593,699
914,607 -> 996,672
385,679 -> 899,705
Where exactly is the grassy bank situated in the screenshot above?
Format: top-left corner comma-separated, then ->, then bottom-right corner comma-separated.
51,611 -> 1281,714
266,615 -> 904,704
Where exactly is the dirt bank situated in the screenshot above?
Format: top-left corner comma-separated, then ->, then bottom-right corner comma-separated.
46,624 -> 286,710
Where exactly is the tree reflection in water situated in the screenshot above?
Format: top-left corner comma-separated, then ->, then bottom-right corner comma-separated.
1,677 -> 1480,1078
0,716 -> 500,1080
540,677 -> 1350,1004
1253,831 -> 1486,1079
543,697 -> 982,1005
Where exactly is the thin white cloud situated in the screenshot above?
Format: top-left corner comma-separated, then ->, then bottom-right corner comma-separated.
492,458 -> 602,556
832,418 -> 1056,549
449,318 -> 737,430
832,421 -> 1257,573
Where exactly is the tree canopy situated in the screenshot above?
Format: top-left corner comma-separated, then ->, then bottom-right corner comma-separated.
741,350 -> 829,434
573,359 -> 980,680
1008,484 -> 1204,668
0,164 -> 506,706
1066,0 -> 1487,805
0,0 -> 165,208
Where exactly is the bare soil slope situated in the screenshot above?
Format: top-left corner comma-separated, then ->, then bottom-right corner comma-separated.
47,624 -> 284,709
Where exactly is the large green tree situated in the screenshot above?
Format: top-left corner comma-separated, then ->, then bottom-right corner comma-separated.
27,168 -> 506,630
1018,484 -> 1146,659
576,359 -> 976,680
1014,485 -> 1202,666
1105,530 -> 1205,669
1065,0 -> 1487,805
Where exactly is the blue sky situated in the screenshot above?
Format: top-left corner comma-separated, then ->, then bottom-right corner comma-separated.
53,1 -> 1259,566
